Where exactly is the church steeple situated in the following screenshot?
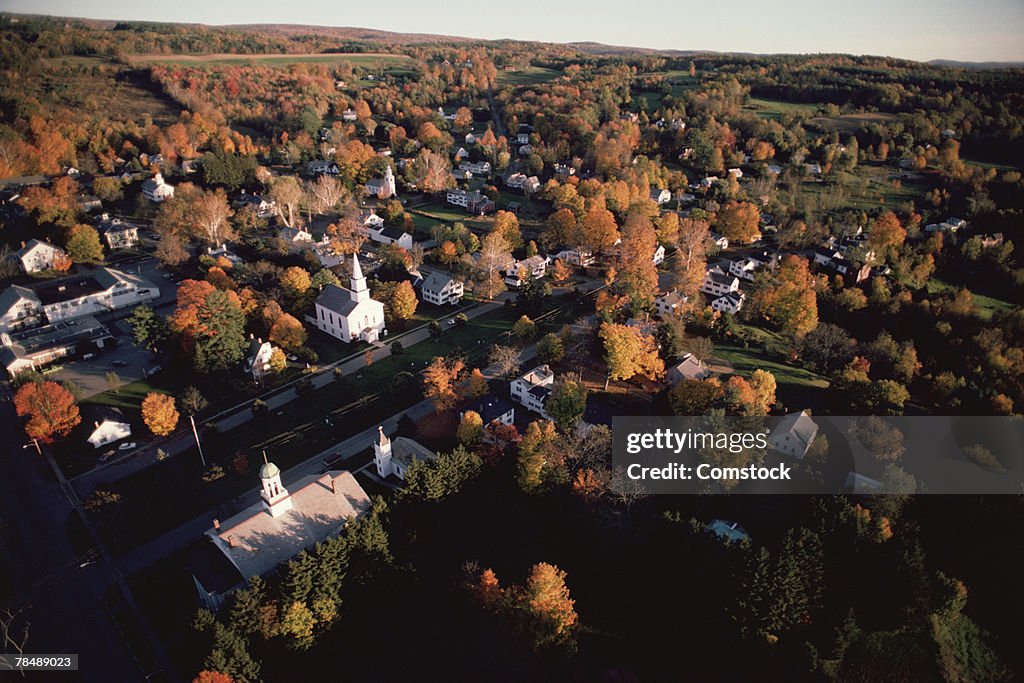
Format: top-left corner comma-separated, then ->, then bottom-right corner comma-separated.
350,253 -> 369,302
259,451 -> 293,517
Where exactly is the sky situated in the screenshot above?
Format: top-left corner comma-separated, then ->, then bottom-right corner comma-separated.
3,0 -> 1024,63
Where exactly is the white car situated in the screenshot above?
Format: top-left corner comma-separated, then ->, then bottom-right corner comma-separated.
118,442 -> 137,451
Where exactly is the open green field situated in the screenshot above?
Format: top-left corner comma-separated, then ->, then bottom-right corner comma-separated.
785,163 -> 931,213
743,97 -> 819,121
496,66 -> 562,88
809,111 -> 899,134
925,279 -> 1014,320
125,52 -> 416,70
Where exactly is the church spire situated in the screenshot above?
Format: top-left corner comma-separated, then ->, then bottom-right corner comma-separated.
350,253 -> 369,303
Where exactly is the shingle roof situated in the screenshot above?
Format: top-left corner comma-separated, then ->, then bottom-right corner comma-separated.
315,283 -> 358,317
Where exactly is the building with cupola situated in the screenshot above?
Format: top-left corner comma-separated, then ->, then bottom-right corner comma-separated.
189,454 -> 370,609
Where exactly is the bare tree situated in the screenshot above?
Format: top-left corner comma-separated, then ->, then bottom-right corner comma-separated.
684,336 -> 714,365
1,605 -> 30,676
308,175 -> 346,215
473,232 -> 511,299
560,422 -> 612,476
675,217 -> 710,298
410,148 -> 454,194
488,344 -> 521,379
0,244 -> 20,281
269,176 -> 304,228
193,189 -> 235,245
407,243 -> 426,273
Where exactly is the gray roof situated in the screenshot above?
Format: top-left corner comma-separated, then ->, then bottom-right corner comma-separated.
315,283 -> 358,317
0,284 -> 40,315
380,226 -> 409,240
389,436 -> 436,469
422,271 -> 455,293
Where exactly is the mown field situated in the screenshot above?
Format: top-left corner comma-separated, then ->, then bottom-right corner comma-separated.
495,66 -> 562,88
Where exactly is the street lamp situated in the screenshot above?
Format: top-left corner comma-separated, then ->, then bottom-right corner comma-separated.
189,414 -> 206,468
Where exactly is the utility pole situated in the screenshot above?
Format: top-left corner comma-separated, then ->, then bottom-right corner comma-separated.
22,438 -> 41,455
189,414 -> 206,468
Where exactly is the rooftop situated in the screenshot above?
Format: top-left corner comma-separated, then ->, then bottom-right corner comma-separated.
208,470 -> 370,581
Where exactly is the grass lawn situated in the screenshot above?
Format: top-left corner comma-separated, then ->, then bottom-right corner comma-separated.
924,279 -> 1014,320
713,337 -> 830,411
743,97 -> 819,121
495,66 -> 562,88
83,377 -> 162,411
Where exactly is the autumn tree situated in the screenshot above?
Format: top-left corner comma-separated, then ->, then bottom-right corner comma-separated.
141,392 -> 180,437
192,188 -> 236,245
517,420 -> 563,493
423,356 -> 466,411
513,315 -> 537,340
542,208 -> 578,250
269,312 -> 307,351
390,281 -> 418,325
715,200 -> 761,244
869,211 -> 907,262
171,281 -> 248,372
466,368 -> 490,398
14,380 -> 81,443
410,148 -> 454,193
66,224 -> 104,263
279,266 -> 311,298
749,369 -> 778,415
599,322 -> 665,386
491,210 -> 522,250
675,217 -> 710,297
617,212 -> 659,311
457,410 -> 484,446
579,207 -> 620,255
749,255 -> 818,337
550,259 -> 571,283
521,562 -> 578,648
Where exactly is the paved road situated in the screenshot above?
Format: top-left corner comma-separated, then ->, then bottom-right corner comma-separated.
116,341 -> 540,577
0,399 -> 163,682
70,295 -> 504,500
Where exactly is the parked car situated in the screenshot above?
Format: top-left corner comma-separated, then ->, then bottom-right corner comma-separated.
117,442 -> 137,451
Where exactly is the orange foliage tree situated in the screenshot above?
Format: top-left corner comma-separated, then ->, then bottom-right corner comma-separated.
141,393 -> 180,437
14,380 -> 81,443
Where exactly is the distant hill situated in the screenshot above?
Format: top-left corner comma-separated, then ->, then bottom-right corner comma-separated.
927,59 -> 1024,70
5,13 -> 1023,68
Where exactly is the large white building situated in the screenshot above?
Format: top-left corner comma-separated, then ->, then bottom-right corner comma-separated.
373,426 -> 436,481
364,165 -> 397,198
16,239 -> 66,273
700,266 -> 740,298
31,267 -> 160,324
141,172 -> 175,202
312,254 -> 387,343
510,364 -> 555,419
192,456 -> 370,609
505,254 -> 549,287
421,271 -> 463,306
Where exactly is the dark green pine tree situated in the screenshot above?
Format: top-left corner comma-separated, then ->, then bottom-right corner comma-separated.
281,550 -> 317,606
228,575 -> 268,638
193,289 -> 248,373
735,546 -> 780,641
204,622 -> 261,683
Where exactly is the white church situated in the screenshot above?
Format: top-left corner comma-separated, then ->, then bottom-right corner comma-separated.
193,454 -> 370,609
313,253 -> 387,343
373,425 -> 436,481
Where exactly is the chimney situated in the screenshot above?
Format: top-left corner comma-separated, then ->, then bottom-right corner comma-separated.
213,518 -> 220,531
94,421 -> 100,429
227,535 -> 236,548
330,477 -> 337,495
249,333 -> 254,340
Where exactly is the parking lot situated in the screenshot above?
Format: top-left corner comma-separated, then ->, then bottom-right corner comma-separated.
52,322 -> 158,398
